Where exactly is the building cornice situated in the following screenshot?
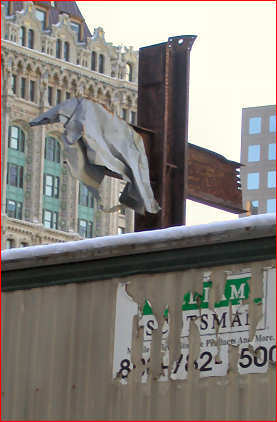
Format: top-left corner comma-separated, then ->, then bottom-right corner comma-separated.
1,40 -> 138,94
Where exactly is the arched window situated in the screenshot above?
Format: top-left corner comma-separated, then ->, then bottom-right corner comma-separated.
45,136 -> 60,163
56,39 -> 61,58
91,51 -> 96,71
99,54 -> 104,74
8,126 -> 25,152
27,29 -> 34,49
19,26 -> 26,46
126,63 -> 133,82
64,42 -> 70,62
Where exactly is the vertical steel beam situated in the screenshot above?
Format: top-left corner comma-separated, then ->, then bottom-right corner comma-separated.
135,35 -> 196,231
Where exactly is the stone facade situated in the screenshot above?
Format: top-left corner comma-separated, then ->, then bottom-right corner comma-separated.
1,1 -> 138,249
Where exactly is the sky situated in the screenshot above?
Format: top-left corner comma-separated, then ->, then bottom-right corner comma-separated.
77,1 -> 276,226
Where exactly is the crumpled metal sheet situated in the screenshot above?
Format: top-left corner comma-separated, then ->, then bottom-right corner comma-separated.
29,98 -> 160,215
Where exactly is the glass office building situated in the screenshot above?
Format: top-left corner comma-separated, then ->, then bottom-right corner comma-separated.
240,105 -> 276,216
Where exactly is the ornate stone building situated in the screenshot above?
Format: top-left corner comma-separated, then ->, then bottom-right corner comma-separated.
1,1 -> 138,249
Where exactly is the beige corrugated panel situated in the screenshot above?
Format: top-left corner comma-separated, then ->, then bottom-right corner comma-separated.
2,260 -> 275,421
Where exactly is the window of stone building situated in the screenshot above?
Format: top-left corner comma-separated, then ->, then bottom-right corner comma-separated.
126,63 -> 133,82
56,89 -> 62,105
247,144 -> 260,162
6,199 -> 23,220
20,242 -> 28,248
48,86 -> 53,105
122,108 -> 127,121
71,21 -> 81,42
30,80 -> 35,102
78,183 -> 95,238
247,172 -> 259,190
27,29 -> 34,49
43,174 -> 60,198
249,200 -> 259,215
7,163 -> 24,188
91,51 -> 97,71
78,219 -> 93,238
99,54 -> 105,74
267,199 -> 276,213
268,143 -> 276,160
35,9 -> 47,30
11,74 -> 17,94
3,1 -> 11,16
45,137 -> 60,163
64,42 -> 70,62
131,111 -> 136,125
269,115 -> 276,133
118,227 -> 125,235
43,209 -> 58,229
119,183 -> 126,215
5,239 -> 14,249
249,117 -> 262,135
56,39 -> 62,59
267,171 -> 276,188
19,26 -> 26,46
79,183 -> 94,208
66,91 -> 71,100
20,77 -> 26,99
8,126 -> 25,152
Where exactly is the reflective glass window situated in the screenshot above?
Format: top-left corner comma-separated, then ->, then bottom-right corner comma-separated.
247,172 -> 259,190
43,174 -> 60,198
78,219 -> 93,238
249,117 -> 262,134
70,22 -> 81,41
268,143 -> 276,160
45,137 -> 60,162
21,77 -> 26,98
99,54 -> 104,73
91,51 -> 96,71
19,26 -> 26,46
8,126 -> 25,151
269,115 -> 276,133
43,209 -> 58,229
11,75 -> 17,94
7,163 -> 23,188
6,199 -> 23,219
79,183 -> 94,208
267,199 -> 276,213
28,29 -> 34,49
247,145 -> 260,162
35,9 -> 46,29
64,42 -> 70,62
56,39 -> 61,58
267,171 -> 276,188
30,80 -> 35,102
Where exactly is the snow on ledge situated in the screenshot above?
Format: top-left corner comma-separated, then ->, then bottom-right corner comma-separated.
1,214 -> 275,269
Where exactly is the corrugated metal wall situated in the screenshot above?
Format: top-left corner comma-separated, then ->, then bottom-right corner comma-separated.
2,260 -> 275,421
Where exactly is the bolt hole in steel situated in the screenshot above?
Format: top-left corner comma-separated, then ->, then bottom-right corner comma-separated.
178,39 -> 184,45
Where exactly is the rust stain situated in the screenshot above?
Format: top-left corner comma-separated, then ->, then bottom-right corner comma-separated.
187,143 -> 244,214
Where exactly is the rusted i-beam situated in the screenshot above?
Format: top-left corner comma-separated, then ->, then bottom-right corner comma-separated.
135,35 -> 196,231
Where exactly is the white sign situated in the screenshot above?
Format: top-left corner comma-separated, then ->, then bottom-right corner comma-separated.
113,268 -> 276,383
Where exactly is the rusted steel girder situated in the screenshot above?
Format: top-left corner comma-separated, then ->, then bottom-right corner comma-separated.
187,143 -> 244,214
135,35 -> 196,231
